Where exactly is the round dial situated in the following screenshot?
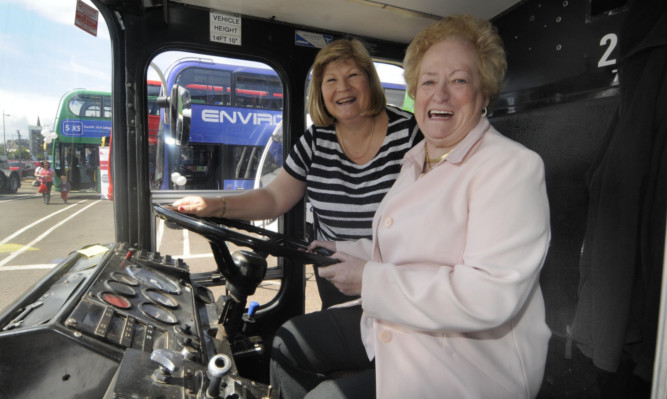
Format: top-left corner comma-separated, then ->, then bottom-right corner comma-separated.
100,292 -> 132,309
139,303 -> 178,325
143,288 -> 179,309
106,280 -> 137,297
110,272 -> 139,286
126,264 -> 181,295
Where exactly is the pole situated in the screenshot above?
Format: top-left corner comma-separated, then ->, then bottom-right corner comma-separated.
2,110 -> 9,156
17,130 -> 21,161
42,124 -> 49,160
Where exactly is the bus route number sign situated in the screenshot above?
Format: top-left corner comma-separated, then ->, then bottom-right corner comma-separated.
63,120 -> 84,136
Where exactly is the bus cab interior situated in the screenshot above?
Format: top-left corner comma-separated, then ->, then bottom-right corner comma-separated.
0,0 -> 665,398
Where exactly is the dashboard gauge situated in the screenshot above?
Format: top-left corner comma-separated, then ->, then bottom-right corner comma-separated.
139,303 -> 178,325
100,292 -> 132,309
126,264 -> 182,295
143,288 -> 179,309
105,280 -> 137,297
110,272 -> 139,286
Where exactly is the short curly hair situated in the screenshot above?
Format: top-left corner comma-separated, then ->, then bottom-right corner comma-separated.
308,38 -> 386,127
403,15 -> 507,103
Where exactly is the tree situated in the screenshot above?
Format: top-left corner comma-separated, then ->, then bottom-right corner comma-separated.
8,148 -> 32,160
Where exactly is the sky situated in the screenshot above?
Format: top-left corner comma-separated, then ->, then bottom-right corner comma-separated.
0,0 -> 405,148
0,0 -> 111,143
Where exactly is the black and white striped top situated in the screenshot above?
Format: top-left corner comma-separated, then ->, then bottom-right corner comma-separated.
284,105 -> 422,241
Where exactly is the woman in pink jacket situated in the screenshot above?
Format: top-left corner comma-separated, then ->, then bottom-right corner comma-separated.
38,160 -> 55,204
270,15 -> 551,398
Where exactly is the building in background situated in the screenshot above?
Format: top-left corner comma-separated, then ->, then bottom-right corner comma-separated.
29,121 -> 44,159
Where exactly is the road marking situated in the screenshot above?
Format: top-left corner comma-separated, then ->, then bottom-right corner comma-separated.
154,218 -> 193,258
156,218 -> 165,252
175,253 -> 213,259
0,243 -> 38,253
183,229 -> 191,257
0,193 -> 41,203
0,264 -> 57,271
0,201 -> 88,247
0,200 -> 101,267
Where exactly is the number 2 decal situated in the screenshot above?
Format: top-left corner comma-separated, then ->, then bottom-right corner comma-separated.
598,33 -> 617,68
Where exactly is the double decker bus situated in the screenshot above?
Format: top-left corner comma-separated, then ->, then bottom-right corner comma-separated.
51,89 -> 112,193
153,58 -> 283,191
53,81 -> 162,198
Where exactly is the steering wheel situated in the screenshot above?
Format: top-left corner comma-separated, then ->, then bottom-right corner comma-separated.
153,204 -> 337,266
154,204 -> 338,337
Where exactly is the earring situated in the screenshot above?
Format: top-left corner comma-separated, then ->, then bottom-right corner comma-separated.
481,107 -> 488,117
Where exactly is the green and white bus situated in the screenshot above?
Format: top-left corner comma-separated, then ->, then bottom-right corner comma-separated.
51,89 -> 111,193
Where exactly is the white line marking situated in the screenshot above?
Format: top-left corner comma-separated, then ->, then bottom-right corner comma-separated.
0,200 -> 89,247
0,200 -> 101,267
156,218 -> 165,252
174,253 -> 213,259
183,229 -> 191,257
0,264 -> 57,271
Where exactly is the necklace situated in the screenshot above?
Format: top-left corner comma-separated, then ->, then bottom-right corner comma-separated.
337,117 -> 376,161
425,144 -> 455,165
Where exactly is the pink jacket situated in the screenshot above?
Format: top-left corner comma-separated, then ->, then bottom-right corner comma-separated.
337,118 -> 551,398
38,167 -> 55,183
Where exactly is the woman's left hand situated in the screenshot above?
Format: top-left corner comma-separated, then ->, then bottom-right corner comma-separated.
317,252 -> 366,296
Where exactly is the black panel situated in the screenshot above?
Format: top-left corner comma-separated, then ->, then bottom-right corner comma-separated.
0,329 -> 118,399
590,0 -> 628,18
493,0 -> 626,113
491,94 -> 619,336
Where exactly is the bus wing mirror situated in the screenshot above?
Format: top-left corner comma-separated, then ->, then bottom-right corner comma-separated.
156,95 -> 169,125
169,84 -> 192,146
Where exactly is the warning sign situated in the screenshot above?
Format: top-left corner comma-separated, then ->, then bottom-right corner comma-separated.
210,12 -> 242,46
74,0 -> 98,37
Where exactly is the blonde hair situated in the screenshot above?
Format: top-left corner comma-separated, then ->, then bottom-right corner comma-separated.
308,38 -> 386,126
403,15 -> 507,103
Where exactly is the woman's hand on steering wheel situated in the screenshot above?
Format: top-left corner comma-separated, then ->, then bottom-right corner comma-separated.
153,204 -> 339,266
172,196 -> 222,218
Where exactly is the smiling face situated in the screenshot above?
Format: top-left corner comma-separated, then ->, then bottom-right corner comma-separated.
320,58 -> 371,125
415,38 -> 488,152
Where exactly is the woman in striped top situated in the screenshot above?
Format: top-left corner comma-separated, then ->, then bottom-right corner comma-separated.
284,105 -> 418,242
173,38 -> 421,308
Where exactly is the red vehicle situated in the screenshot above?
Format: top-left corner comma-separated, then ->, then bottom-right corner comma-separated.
147,79 -> 161,144
8,160 -> 34,177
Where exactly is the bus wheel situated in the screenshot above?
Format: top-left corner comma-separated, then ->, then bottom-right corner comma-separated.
7,173 -> 19,193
